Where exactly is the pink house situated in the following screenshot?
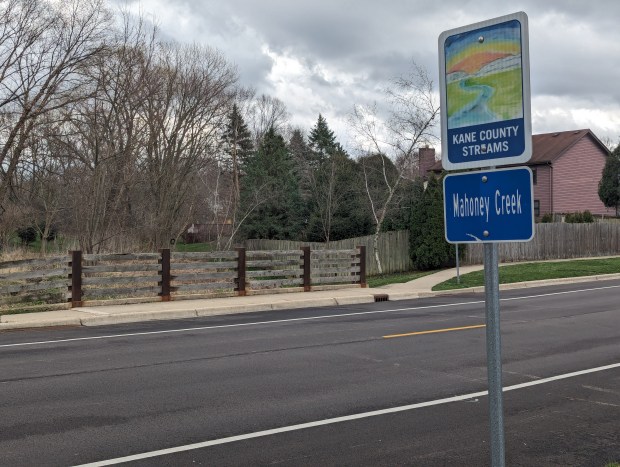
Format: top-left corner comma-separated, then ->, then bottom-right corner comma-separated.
526,129 -> 614,217
426,129 -> 615,218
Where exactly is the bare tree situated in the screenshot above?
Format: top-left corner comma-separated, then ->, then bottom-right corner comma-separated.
56,14 -> 157,253
11,120 -> 71,253
137,41 -> 237,249
245,92 -> 289,145
349,63 -> 439,273
0,0 -> 111,221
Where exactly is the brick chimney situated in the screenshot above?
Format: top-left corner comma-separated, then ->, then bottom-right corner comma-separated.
418,146 -> 436,178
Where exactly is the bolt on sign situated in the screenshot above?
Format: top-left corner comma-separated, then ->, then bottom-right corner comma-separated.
439,12 -> 532,170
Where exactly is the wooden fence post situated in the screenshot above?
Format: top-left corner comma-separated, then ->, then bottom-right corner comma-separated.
159,248 -> 171,301
358,245 -> 367,288
301,246 -> 311,291
236,247 -> 246,296
68,250 -> 83,307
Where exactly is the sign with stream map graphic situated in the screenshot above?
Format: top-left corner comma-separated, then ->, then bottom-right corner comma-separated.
439,12 -> 532,170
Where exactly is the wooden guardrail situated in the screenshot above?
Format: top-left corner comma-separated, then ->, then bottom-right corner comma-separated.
168,251 -> 239,298
0,256 -> 68,308
80,252 -> 161,305
0,246 -> 366,310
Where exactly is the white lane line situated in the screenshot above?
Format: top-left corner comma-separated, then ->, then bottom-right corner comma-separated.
75,362 -> 620,467
4,283 -> 620,349
500,283 -> 620,302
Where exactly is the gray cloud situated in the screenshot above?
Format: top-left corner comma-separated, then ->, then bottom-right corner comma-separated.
111,0 -> 620,149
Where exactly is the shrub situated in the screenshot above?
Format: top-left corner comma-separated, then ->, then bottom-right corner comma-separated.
409,174 -> 458,270
565,211 -> 595,223
16,226 -> 37,245
540,213 -> 554,223
582,210 -> 594,223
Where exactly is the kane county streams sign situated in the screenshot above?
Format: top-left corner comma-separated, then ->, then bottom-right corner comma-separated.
439,11 -> 532,170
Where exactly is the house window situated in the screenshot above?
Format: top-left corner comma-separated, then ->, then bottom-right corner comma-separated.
534,200 -> 540,217
532,168 -> 537,185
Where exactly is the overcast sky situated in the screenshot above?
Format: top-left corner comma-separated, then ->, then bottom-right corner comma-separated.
113,0 -> 620,153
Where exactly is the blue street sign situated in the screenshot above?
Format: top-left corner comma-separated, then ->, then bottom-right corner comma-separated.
439,12 -> 532,171
443,166 -> 534,243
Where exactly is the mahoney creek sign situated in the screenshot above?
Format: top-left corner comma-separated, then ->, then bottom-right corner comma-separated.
443,166 -> 534,243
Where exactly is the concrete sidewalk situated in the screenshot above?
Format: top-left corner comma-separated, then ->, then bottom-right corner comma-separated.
2,261 -> 620,331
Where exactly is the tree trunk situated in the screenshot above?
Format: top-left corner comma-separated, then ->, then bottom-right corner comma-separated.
373,224 -> 383,275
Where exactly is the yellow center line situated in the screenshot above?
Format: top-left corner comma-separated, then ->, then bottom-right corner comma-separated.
383,324 -> 486,339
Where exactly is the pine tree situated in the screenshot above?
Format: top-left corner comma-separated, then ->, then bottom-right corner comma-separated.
598,145 -> 620,216
222,103 -> 253,203
306,152 -> 373,242
409,174 -> 456,270
308,114 -> 341,162
239,127 -> 304,240
305,115 -> 371,241
288,129 -> 313,202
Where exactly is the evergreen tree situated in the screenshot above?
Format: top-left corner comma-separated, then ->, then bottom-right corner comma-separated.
598,145 -> 620,216
239,127 -> 304,240
306,152 -> 373,242
308,114 -> 342,162
409,174 -> 456,270
304,115 -> 372,242
288,128 -> 312,167
383,177 -> 424,232
221,103 -> 253,203
288,129 -> 313,202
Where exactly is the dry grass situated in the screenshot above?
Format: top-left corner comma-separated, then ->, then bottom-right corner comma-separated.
0,247 -> 42,262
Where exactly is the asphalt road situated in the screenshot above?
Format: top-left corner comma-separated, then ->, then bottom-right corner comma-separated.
1,280 -> 619,466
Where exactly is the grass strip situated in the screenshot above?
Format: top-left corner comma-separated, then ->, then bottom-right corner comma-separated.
368,270 -> 437,288
432,258 -> 620,291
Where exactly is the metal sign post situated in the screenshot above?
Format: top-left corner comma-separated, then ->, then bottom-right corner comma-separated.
455,244 -> 460,284
438,12 -> 533,467
484,242 -> 505,467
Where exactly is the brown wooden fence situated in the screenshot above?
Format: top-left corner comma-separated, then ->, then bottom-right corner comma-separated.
464,223 -> 620,264
0,247 -> 366,311
246,230 -> 411,276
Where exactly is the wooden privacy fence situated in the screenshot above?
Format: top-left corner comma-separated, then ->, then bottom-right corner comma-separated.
0,247 -> 366,309
464,223 -> 620,264
246,230 -> 411,275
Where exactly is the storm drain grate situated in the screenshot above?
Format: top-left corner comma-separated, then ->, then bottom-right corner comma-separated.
373,294 -> 389,302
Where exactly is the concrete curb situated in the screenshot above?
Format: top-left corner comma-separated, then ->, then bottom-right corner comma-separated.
195,303 -> 272,317
80,309 -> 199,327
0,317 -> 82,329
382,292 -> 422,300
334,295 -> 378,306
271,298 -> 337,310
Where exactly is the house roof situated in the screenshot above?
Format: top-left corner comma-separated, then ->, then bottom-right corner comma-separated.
528,129 -> 609,164
429,128 -> 609,172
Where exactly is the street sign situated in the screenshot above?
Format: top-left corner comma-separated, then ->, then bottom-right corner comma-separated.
443,166 -> 534,243
439,12 -> 531,171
